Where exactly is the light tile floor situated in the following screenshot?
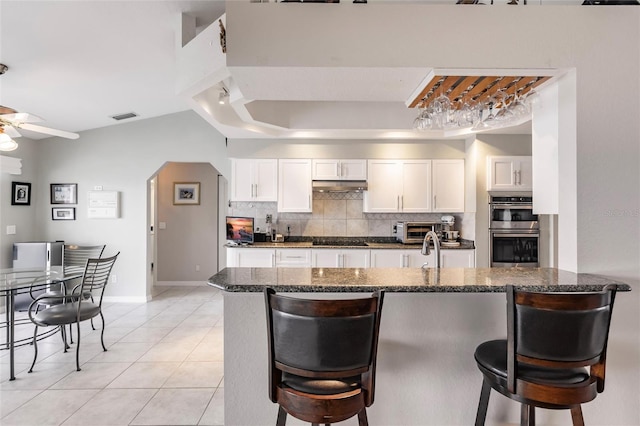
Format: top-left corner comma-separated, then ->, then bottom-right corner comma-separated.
0,285 -> 224,426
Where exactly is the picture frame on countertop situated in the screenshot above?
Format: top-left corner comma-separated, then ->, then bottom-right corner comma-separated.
52,207 -> 76,221
50,183 -> 77,204
174,182 -> 200,205
11,181 -> 31,206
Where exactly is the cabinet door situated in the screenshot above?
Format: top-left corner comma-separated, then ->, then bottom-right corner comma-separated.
340,160 -> 367,180
254,159 -> 278,201
312,160 -> 340,180
401,160 -> 432,212
364,160 -> 401,212
227,248 -> 274,267
488,156 -> 517,191
370,249 -> 405,268
342,250 -> 370,268
312,249 -> 342,267
432,159 -> 464,212
441,249 -> 475,268
516,157 -> 533,191
405,250 -> 434,268
230,159 -> 254,201
278,159 -> 312,213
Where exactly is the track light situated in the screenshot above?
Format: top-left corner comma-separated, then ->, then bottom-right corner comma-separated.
0,132 -> 18,151
218,87 -> 229,105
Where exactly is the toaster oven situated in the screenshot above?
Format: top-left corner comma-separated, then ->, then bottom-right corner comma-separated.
395,222 -> 441,244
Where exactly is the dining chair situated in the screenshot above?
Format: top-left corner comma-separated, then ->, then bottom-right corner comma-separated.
27,253 -> 119,372
264,287 -> 384,426
473,284 -> 618,426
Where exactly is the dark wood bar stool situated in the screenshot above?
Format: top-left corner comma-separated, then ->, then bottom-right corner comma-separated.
264,288 -> 384,426
474,284 -> 618,426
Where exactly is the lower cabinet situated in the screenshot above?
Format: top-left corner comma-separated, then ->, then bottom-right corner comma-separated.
276,249 -> 312,267
440,249 -> 476,267
227,248 -> 275,267
312,249 -> 370,268
370,249 -> 436,268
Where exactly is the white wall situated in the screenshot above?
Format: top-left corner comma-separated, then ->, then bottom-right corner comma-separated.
29,110 -> 229,302
156,162 -> 220,282
0,138 -> 40,268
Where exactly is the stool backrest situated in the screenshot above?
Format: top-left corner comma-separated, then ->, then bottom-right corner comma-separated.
265,288 -> 384,404
507,284 -> 617,393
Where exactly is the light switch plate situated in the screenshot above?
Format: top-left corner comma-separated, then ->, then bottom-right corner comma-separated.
6,225 -> 16,235
159,222 -> 167,229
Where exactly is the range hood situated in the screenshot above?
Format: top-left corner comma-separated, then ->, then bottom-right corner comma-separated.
312,180 -> 368,192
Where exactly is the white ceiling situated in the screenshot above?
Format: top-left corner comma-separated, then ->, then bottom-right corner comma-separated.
0,0 -> 530,141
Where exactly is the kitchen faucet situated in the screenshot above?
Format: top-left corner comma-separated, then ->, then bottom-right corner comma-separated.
421,230 -> 441,268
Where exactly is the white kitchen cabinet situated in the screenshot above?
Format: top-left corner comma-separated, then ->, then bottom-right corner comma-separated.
278,159 -> 312,212
227,248 -> 275,267
487,156 -> 533,191
312,249 -> 370,268
312,159 -> 367,181
364,160 -> 432,213
276,249 -> 312,267
440,249 -> 476,268
230,159 -> 278,202
370,249 -> 435,268
432,159 -> 465,212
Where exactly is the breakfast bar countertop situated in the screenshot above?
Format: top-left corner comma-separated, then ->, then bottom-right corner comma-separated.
208,267 -> 631,293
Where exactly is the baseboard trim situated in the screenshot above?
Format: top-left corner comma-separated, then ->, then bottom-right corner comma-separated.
156,281 -> 208,287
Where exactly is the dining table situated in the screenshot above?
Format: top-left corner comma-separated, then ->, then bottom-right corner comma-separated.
1,267 -> 82,380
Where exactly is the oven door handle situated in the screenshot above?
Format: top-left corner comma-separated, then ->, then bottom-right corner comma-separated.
491,205 -> 533,210
492,232 -> 539,238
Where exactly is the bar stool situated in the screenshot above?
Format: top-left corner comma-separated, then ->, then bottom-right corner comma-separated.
473,284 -> 618,426
264,288 -> 384,426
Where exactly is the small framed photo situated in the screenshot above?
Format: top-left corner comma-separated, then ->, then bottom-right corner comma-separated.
52,207 -> 76,220
11,181 -> 31,206
50,183 -> 78,204
174,182 -> 200,205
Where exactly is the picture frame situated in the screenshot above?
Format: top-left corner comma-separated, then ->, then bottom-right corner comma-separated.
11,181 -> 31,206
174,182 -> 200,205
50,183 -> 77,204
52,207 -> 76,220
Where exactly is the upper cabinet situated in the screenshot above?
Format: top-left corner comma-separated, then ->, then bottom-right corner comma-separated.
364,160 -> 432,213
364,159 -> 464,213
487,156 -> 532,191
278,159 -> 312,212
312,159 -> 367,181
432,159 -> 465,212
230,159 -> 278,202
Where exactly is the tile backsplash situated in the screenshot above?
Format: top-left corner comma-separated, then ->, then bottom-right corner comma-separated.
229,192 -> 459,238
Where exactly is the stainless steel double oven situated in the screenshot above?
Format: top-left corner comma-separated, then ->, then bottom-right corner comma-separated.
489,195 -> 539,267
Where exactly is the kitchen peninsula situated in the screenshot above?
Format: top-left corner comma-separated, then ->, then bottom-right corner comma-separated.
208,267 -> 630,425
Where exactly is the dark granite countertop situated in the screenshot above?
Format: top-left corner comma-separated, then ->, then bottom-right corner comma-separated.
226,239 -> 475,250
208,267 -> 631,293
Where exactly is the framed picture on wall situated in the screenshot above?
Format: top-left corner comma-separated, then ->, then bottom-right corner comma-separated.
50,183 -> 77,204
52,207 -> 76,220
174,182 -> 200,205
11,181 -> 31,206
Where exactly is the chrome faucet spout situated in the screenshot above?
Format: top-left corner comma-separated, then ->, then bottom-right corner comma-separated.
421,231 -> 441,268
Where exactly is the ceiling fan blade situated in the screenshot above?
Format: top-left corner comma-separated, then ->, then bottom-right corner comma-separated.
19,123 -> 79,139
0,112 -> 43,123
2,125 -> 22,138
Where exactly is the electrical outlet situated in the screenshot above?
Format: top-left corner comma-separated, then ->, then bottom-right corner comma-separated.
6,225 -> 16,235
195,264 -> 200,272
111,274 -> 117,284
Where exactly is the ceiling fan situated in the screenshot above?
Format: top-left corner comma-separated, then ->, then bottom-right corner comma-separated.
0,105 -> 79,152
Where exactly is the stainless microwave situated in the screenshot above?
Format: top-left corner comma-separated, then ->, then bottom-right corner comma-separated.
396,222 -> 441,244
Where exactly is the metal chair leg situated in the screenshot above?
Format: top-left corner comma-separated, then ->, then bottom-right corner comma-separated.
520,404 -> 535,426
99,311 -> 107,352
475,378 -> 492,426
75,321 -> 81,371
28,325 -> 39,373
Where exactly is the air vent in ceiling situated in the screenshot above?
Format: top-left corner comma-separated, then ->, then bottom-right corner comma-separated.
110,112 -> 138,121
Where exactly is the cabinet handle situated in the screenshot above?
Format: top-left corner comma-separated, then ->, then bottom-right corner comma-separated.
337,162 -> 341,178
517,170 -> 522,185
434,195 -> 437,210
397,195 -> 400,211
271,253 -> 275,267
308,195 -> 311,209
401,196 -> 404,211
